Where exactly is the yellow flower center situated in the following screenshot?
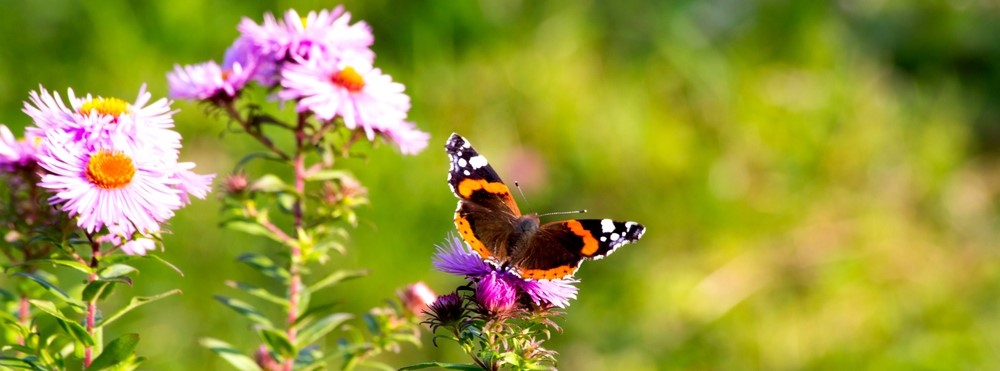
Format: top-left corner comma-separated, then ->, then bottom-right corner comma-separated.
86,150 -> 136,190
79,97 -> 129,117
331,67 -> 365,92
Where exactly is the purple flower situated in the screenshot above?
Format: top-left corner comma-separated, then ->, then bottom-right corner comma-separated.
433,234 -> 580,308
167,60 -> 253,101
0,125 -> 39,170
425,292 -> 465,330
476,271 -> 516,314
237,7 -> 374,65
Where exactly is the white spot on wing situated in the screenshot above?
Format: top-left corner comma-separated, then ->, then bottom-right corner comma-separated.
601,219 -> 615,233
463,170 -> 470,176
458,158 -> 468,168
468,155 -> 488,169
610,232 -> 620,241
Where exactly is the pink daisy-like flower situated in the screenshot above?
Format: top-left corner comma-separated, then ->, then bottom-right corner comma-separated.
238,6 -> 374,65
224,36 -> 279,87
0,125 -> 40,170
23,85 -> 181,161
167,60 -> 253,101
36,136 -> 182,236
279,56 -> 411,137
170,162 -> 215,204
96,234 -> 158,256
433,234 -> 580,308
121,238 -> 158,256
380,121 -> 430,155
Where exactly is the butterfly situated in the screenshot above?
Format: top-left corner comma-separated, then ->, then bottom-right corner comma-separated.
446,133 -> 645,280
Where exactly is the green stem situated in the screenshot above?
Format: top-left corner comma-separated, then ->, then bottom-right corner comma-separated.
284,112 -> 308,371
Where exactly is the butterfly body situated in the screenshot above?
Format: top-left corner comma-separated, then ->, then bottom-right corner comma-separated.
446,133 -> 645,280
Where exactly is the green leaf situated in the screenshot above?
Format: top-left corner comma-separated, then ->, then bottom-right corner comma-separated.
258,329 -> 294,358
222,220 -> 280,241
53,317 -> 95,347
97,264 -> 137,279
198,338 -> 262,371
81,278 -> 131,302
398,362 -> 483,370
11,259 -> 92,275
29,300 -> 77,323
225,281 -> 288,307
16,273 -> 72,303
86,333 -> 139,370
0,356 -> 44,370
307,269 -> 368,294
214,295 -> 274,328
251,174 -> 289,193
236,253 -> 290,281
144,254 -> 184,276
293,313 -> 352,348
304,169 -> 350,182
98,290 -> 181,328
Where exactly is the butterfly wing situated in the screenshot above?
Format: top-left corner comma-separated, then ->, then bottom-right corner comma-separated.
446,133 -> 521,262
513,219 -> 646,280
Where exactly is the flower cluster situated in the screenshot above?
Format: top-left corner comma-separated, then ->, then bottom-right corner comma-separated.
12,84 -> 214,254
432,234 -> 580,312
168,6 -> 428,155
424,235 -> 569,370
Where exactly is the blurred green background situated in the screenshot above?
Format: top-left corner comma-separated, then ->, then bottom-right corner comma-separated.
2,0 -> 1000,369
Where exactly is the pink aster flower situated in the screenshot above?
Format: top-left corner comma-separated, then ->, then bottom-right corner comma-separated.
121,238 -> 158,256
279,56 -> 411,137
380,121 -> 429,155
23,85 -> 181,161
0,125 -> 40,170
97,234 -> 159,256
432,234 -> 580,308
237,7 -> 374,65
167,60 -> 253,101
36,136 -> 182,237
170,162 -> 215,204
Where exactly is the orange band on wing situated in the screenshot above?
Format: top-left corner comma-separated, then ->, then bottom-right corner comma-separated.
565,220 -> 599,256
520,265 -> 578,280
454,212 -> 492,260
457,178 -> 520,215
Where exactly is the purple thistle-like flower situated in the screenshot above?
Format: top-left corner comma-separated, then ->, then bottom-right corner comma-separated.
476,271 -> 517,314
433,234 -> 493,277
433,234 -> 580,308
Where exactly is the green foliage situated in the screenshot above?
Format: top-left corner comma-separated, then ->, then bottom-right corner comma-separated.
2,1 -> 1000,370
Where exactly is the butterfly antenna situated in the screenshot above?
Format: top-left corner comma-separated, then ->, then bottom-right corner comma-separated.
514,181 -> 531,210
538,209 -> 588,218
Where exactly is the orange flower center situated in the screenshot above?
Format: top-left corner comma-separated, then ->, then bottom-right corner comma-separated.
331,67 -> 365,92
79,97 -> 129,117
221,70 -> 231,81
86,150 -> 136,189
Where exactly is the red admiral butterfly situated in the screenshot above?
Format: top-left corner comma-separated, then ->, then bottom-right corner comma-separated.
446,133 -> 645,280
